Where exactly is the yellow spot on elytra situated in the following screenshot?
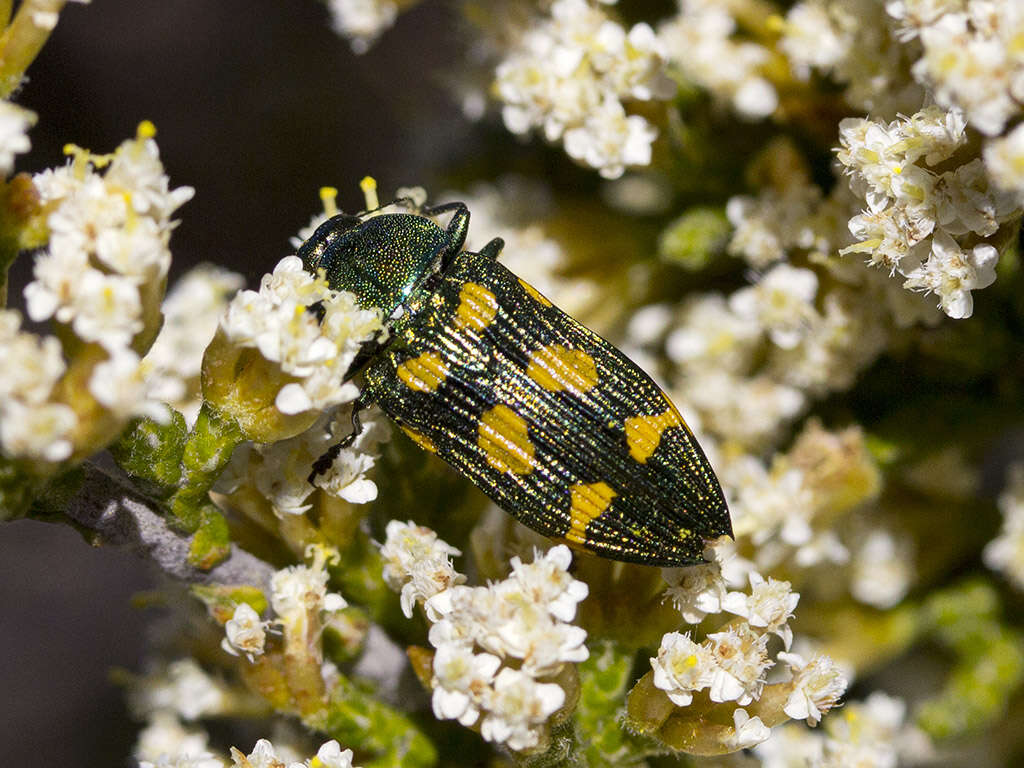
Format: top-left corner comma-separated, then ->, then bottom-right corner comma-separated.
396,351 -> 448,393
565,481 -> 617,544
518,277 -> 552,307
401,425 -> 437,453
455,282 -> 499,333
625,404 -> 683,464
360,176 -> 379,209
526,345 -> 598,394
478,404 -> 535,475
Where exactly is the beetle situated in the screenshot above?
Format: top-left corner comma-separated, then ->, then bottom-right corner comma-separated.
298,199 -> 731,567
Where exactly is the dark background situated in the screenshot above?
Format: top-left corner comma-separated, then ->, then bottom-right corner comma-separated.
1,1 -> 473,764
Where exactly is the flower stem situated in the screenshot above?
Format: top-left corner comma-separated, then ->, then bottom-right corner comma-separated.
169,401 -> 243,532
0,0 -> 68,97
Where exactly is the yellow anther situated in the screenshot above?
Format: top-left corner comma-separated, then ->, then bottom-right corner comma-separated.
765,14 -> 785,33
685,654 -> 698,667
360,176 -> 379,210
123,192 -> 138,231
136,120 -> 157,140
319,186 -> 339,217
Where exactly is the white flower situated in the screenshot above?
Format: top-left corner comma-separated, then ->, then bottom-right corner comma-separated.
144,266 -> 243,422
563,96 -> 658,179
229,739 -> 285,768
221,603 -> 268,662
311,408 -> 388,504
706,626 -> 772,705
140,753 -> 225,768
379,520 -> 462,586
753,722 -> 826,767
726,460 -> 815,550
658,3 -> 778,118
310,740 -> 357,768
431,646 -> 501,726
88,348 -> 169,423
778,652 -> 848,725
823,691 -> 932,768
650,631 -> 717,706
849,529 -> 913,608
0,100 -> 34,175
902,229 -> 998,319
721,572 -> 800,649
130,659 -> 228,722
984,123 -> 1024,201
729,264 -> 819,350
0,399 -> 77,462
728,707 -> 771,749
508,544 -> 589,623
480,667 -> 566,751
270,550 -> 347,631
400,556 -> 465,621
327,0 -> 398,54
910,7 -> 1024,136
666,294 -> 761,373
219,257 -> 384,415
26,126 -> 191,353
984,463 -> 1024,589
494,0 -> 671,178
0,310 -> 66,405
135,712 -> 221,767
662,559 -> 727,624
679,370 -> 806,447
780,1 -> 852,78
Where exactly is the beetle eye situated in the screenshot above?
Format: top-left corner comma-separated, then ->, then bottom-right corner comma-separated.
297,214 -> 363,271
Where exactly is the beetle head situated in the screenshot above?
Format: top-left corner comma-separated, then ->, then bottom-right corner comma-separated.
298,212 -> 448,317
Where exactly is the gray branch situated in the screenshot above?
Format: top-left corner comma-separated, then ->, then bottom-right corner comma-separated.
61,460 -> 275,592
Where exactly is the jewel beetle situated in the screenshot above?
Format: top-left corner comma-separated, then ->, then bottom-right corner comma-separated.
299,199 -> 731,567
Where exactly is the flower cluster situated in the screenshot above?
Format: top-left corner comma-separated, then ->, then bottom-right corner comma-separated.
28,122 -> 193,350
217,544 -> 348,661
779,0 -> 920,113
754,691 -> 932,767
658,0 -> 780,119
135,711 -> 225,768
0,99 -> 34,175
379,519 -> 465,618
229,738 -> 357,768
837,106 -> 1017,318
652,562 -> 846,749
201,252 -> 383,443
495,0 -> 675,178
891,0 -> 1024,137
217,255 -> 382,416
1,124 -> 192,466
143,266 -> 244,425
215,406 -> 388,518
984,463 -> 1024,590
380,523 -> 588,751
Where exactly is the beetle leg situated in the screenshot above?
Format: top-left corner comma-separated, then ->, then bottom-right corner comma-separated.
307,392 -> 372,482
478,237 -> 505,261
421,201 -> 470,269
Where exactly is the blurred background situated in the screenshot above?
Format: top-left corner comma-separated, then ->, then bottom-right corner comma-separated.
1,1 -> 475,763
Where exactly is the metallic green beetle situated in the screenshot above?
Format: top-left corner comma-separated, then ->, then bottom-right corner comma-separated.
299,200 -> 731,567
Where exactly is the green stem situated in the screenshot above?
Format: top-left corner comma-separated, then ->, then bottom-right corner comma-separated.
169,401 -> 243,532
0,0 -> 68,97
